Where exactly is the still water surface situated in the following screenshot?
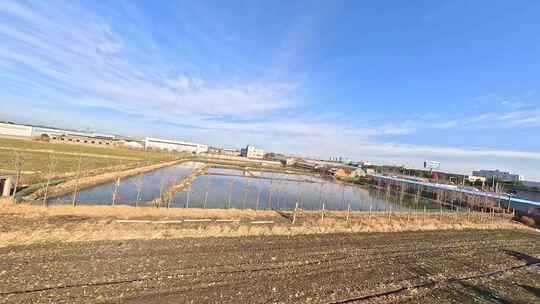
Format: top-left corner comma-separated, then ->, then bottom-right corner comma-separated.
51,163 -> 440,211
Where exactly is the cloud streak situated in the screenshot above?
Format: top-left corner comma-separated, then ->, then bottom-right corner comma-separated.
0,1 -> 539,180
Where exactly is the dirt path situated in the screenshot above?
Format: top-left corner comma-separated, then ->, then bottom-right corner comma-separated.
0,229 -> 539,303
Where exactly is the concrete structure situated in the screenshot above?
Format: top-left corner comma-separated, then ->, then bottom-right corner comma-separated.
0,122 -> 33,137
1,175 -> 13,197
472,169 -> 524,182
240,145 -> 264,159
145,138 -> 208,154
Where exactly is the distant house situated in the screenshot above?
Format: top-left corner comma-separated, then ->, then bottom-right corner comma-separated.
350,168 -> 366,178
330,168 -> 349,177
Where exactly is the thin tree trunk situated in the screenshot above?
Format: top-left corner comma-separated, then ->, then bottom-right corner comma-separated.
112,177 -> 120,205
11,152 -> 22,203
72,156 -> 82,207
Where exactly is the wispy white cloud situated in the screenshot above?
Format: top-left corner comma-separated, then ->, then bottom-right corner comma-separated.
1,1 -> 539,180
0,1 -> 295,121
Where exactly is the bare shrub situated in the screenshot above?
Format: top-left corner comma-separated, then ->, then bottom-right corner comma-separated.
520,216 -> 536,227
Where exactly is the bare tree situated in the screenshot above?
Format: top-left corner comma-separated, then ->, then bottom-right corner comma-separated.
292,183 -> 303,224
168,170 -> 178,209
72,156 -> 83,207
11,151 -> 23,203
133,175 -> 144,207
242,180 -> 249,209
255,178 -> 261,210
203,178 -> 210,208
185,184 -> 191,208
42,153 -> 58,207
267,179 -> 274,210
111,177 -> 120,205
227,179 -> 235,209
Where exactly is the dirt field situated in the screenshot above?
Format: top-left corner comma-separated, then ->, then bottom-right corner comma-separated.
0,229 -> 538,303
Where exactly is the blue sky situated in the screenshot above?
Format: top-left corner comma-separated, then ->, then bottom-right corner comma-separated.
1,0 -> 540,180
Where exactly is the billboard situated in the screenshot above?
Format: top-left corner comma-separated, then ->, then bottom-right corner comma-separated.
424,160 -> 440,170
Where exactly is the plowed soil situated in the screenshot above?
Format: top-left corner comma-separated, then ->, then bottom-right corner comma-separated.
1,229 -> 539,303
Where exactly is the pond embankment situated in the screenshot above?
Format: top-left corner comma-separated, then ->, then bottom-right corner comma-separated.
28,159 -> 187,200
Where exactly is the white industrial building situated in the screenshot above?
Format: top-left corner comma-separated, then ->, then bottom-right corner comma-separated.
0,122 -> 33,137
240,145 -> 264,159
144,138 -> 208,154
472,169 -> 524,182
0,122 -> 116,140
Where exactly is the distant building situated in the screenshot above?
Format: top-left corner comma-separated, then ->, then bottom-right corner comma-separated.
467,176 -> 487,183
350,168 -> 367,178
50,134 -> 116,147
32,126 -> 116,141
209,147 -> 240,156
240,145 -> 264,159
265,153 -> 296,166
472,169 -> 524,182
0,122 -> 33,137
145,138 -> 208,154
0,122 -> 118,147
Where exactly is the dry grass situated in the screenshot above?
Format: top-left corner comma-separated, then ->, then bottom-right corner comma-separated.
0,203 -> 531,248
2,203 -> 279,220
0,137 -> 186,184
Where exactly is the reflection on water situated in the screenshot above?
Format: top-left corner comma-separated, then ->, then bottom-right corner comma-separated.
51,164 -> 441,211
50,162 -> 202,206
172,168 -> 439,211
